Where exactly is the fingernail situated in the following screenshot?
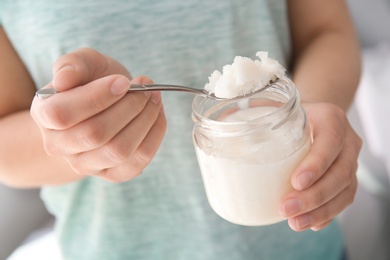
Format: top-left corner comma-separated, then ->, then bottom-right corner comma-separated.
53,65 -> 75,87
282,199 -> 303,217
55,65 -> 75,76
295,172 -> 313,190
111,77 -> 130,95
295,214 -> 312,230
311,226 -> 321,232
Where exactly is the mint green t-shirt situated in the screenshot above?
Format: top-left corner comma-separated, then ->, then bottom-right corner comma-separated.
0,1 -> 344,259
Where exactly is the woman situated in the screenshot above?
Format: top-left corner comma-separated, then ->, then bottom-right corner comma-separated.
0,0 -> 361,259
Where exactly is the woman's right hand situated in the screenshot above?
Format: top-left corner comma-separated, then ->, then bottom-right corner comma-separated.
30,48 -> 166,183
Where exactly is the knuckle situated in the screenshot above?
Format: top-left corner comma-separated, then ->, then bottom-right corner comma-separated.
355,134 -> 363,151
106,177 -> 122,184
104,142 -> 131,164
327,125 -> 344,149
53,55 -> 71,72
327,103 -> 345,119
125,93 -> 148,115
68,161 -> 84,175
347,181 -> 358,205
311,154 -> 329,177
76,122 -> 106,149
341,150 -> 359,183
102,166 -> 142,183
158,114 -> 167,131
311,186 -> 326,206
133,147 -> 154,166
331,128 -> 343,145
40,129 -> 69,157
327,103 -> 347,133
43,140 -> 61,156
67,155 -> 91,175
80,47 -> 99,56
318,207 -> 331,223
338,162 -> 352,180
105,173 -> 128,183
53,52 -> 82,75
89,91 -> 107,111
41,104 -> 71,130
347,191 -> 356,206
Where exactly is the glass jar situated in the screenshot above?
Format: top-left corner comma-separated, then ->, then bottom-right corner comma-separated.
192,76 -> 311,226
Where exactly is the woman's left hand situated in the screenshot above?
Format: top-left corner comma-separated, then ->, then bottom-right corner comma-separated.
278,102 -> 362,231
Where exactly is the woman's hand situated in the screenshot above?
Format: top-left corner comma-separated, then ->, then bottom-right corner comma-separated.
278,102 -> 362,231
31,48 -> 166,183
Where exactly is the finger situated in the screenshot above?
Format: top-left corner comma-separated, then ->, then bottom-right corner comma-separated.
289,217 -> 334,232
310,220 -> 333,232
32,75 -> 148,130
287,181 -> 357,231
52,48 -> 131,91
279,137 -> 359,218
68,90 -> 163,174
291,104 -> 346,190
99,107 -> 166,183
41,89 -> 152,155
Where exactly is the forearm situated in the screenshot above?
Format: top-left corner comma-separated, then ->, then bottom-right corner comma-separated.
288,0 -> 361,111
291,30 -> 361,111
0,110 -> 83,188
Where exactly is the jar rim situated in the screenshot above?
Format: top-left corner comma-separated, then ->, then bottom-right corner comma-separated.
192,76 -> 299,130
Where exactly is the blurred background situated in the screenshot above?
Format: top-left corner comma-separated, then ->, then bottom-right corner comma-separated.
339,1 -> 390,260
1,0 -> 390,259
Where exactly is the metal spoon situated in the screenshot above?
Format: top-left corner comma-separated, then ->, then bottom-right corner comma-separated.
35,81 -> 275,100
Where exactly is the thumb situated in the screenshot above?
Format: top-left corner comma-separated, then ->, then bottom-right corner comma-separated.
52,47 -> 132,92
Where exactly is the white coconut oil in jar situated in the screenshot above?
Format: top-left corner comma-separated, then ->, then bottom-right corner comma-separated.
192,76 -> 311,226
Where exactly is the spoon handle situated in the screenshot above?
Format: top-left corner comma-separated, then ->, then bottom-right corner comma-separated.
129,84 -> 205,94
35,84 -> 207,99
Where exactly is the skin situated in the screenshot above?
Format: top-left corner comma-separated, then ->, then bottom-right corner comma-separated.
0,0 -> 361,233
281,0 -> 362,231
